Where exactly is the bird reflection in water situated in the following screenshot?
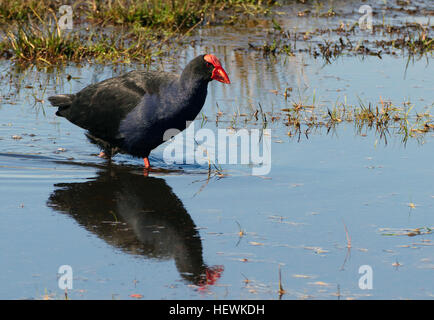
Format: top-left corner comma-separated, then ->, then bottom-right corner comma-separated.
47,166 -> 223,288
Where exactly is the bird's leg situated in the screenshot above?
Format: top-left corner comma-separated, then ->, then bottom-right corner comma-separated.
143,157 -> 150,169
98,151 -> 106,158
143,157 -> 150,177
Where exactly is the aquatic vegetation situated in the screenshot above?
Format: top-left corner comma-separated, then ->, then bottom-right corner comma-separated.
0,0 -> 276,65
88,0 -> 275,29
0,0 -> 55,23
215,94 -> 433,144
1,0 -> 432,66
0,0 -> 276,27
380,227 -> 433,237
252,22 -> 432,61
1,17 -> 160,64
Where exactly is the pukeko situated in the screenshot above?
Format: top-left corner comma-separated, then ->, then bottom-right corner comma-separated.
48,54 -> 230,169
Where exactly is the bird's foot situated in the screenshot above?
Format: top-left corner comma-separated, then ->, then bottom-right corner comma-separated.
98,151 -> 112,161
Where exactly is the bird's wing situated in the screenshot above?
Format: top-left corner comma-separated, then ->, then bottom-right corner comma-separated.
61,70 -> 178,143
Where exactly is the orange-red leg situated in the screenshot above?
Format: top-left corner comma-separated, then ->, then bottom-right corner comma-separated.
98,151 -> 106,158
143,157 -> 150,169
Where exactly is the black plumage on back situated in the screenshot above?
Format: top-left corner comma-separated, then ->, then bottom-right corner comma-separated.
47,54 -> 230,167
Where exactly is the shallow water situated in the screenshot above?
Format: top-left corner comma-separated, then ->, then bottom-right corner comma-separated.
0,1 -> 433,300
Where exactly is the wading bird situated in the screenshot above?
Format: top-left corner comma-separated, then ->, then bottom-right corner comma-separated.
48,54 -> 230,169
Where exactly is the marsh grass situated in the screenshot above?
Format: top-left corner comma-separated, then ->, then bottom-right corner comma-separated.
217,94 -> 433,144
253,19 -> 433,61
0,0 -> 59,23
2,21 -> 160,65
0,0 -> 275,65
88,0 -> 207,30
2,1 -> 431,65
0,0 -> 275,28
85,0 -> 274,30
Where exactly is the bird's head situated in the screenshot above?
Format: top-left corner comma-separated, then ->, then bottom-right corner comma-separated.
203,54 -> 231,84
183,54 -> 231,84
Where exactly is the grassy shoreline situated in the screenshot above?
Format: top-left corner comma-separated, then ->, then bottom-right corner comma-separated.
0,0 -> 275,65
0,0 -> 432,66
0,0 -> 274,27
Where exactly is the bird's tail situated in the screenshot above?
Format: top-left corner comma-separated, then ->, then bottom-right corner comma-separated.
48,94 -> 74,116
48,94 -> 74,107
